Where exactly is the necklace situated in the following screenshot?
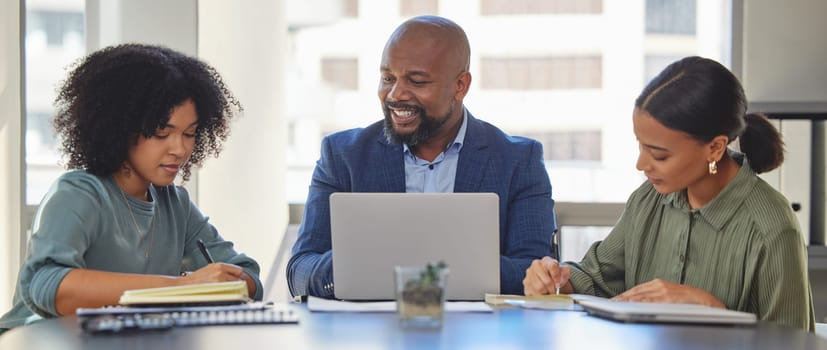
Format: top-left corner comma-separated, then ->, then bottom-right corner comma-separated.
119,187 -> 156,259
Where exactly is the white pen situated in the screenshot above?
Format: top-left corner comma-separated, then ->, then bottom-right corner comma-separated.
554,232 -> 561,295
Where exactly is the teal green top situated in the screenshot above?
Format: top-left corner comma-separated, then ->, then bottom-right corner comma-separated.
0,170 -> 263,332
565,153 -> 815,331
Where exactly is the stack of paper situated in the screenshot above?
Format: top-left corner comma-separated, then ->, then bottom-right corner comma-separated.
118,281 -> 250,306
484,293 -> 577,310
306,296 -> 492,313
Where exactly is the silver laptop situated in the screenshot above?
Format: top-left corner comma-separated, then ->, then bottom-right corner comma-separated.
577,299 -> 757,325
330,192 -> 500,301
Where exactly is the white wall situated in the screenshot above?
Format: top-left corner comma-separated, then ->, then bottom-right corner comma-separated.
736,0 -> 827,245
0,0 -> 23,312
197,0 -> 289,288
741,0 -> 827,107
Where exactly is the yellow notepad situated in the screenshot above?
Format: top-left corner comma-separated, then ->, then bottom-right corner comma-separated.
119,281 -> 250,306
485,293 -> 574,310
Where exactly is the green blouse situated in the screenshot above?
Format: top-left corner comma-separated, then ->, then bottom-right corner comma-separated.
566,153 -> 815,331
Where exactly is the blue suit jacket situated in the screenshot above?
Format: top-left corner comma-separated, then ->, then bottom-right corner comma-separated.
287,112 -> 556,297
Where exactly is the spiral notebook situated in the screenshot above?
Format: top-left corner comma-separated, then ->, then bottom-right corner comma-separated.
77,302 -> 299,333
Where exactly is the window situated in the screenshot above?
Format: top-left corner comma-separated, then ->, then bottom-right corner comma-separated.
480,56 -> 602,90
25,1 -> 86,205
343,0 -> 359,18
644,55 -> 683,83
481,0 -> 602,15
284,1 -> 730,253
560,227 -> 612,261
321,58 -> 359,90
400,0 -> 438,17
26,10 -> 83,47
646,0 -> 696,35
286,2 -> 728,203
523,130 -> 602,161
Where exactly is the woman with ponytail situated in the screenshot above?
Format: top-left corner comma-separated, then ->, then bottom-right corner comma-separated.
523,56 -> 815,331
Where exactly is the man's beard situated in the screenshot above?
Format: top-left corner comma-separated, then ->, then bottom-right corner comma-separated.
382,102 -> 452,146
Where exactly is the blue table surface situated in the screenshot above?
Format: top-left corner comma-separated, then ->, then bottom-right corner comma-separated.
2,304 -> 826,350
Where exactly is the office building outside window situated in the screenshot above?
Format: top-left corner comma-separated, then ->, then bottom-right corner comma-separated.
646,0 -> 696,35
480,0 -> 603,15
523,130 -> 602,162
343,0 -> 359,18
22,0 -> 730,275
321,58 -> 359,90
285,0 -> 728,204
400,0 -> 438,17
24,0 -> 85,205
480,56 -> 602,90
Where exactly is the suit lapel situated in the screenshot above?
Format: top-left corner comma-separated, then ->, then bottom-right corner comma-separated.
455,112 -> 490,192
374,131 -> 406,192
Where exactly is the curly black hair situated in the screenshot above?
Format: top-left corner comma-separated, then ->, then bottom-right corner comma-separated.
53,43 -> 242,181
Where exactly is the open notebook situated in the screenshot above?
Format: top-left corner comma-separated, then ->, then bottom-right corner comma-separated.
118,280 -> 250,306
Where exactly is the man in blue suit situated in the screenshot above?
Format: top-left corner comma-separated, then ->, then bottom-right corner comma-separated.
287,15 -> 556,298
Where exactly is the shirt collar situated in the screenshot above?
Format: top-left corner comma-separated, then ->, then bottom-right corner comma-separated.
403,109 -> 468,156
662,151 -> 757,231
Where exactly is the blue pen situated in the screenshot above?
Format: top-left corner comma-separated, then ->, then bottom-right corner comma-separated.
197,239 -> 215,263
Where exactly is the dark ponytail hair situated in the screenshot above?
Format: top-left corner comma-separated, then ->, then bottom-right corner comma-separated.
739,113 -> 784,173
635,56 -> 784,173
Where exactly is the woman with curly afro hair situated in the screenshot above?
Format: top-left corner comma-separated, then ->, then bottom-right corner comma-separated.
0,44 -> 262,332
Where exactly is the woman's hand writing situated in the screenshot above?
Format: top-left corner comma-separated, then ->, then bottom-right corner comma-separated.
523,256 -> 573,296
613,278 -> 725,308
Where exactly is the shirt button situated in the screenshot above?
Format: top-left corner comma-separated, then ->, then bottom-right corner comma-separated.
679,255 -> 685,262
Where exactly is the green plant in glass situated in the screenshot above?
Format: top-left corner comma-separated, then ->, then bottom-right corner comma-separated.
397,261 -> 448,326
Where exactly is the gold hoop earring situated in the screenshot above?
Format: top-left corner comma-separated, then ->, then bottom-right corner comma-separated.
708,160 -> 718,175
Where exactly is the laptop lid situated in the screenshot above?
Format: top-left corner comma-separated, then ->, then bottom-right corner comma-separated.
330,192 -> 500,301
578,299 -> 757,325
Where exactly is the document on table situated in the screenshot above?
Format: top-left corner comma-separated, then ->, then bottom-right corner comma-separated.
484,293 -> 608,311
307,296 -> 492,313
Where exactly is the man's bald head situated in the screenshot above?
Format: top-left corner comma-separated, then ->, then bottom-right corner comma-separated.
383,15 -> 471,73
378,16 -> 473,148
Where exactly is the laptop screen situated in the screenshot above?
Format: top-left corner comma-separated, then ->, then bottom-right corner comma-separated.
330,192 -> 500,300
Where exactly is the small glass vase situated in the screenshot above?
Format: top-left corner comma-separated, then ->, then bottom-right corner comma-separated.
394,264 -> 449,329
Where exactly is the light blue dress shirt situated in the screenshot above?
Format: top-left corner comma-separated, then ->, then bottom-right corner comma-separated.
404,110 -> 468,193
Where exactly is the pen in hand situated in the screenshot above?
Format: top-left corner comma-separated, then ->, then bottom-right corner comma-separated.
553,232 -> 561,295
197,239 -> 215,263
